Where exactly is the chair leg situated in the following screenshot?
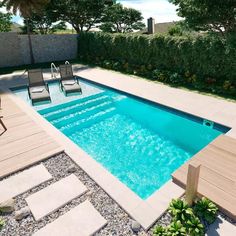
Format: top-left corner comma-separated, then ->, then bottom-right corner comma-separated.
0,117 -> 7,133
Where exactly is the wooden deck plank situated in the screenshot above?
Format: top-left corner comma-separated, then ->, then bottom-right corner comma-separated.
0,92 -> 63,179
172,135 -> 236,220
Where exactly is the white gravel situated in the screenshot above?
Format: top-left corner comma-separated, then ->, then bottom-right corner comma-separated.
0,153 -> 149,236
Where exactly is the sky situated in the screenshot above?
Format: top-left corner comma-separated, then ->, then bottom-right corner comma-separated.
3,0 -> 181,25
119,0 -> 181,23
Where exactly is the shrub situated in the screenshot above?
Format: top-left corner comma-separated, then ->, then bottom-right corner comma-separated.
78,32 -> 236,98
153,225 -> 168,236
167,220 -> 186,236
186,216 -> 204,236
0,217 -> 4,231
194,197 -> 218,224
168,199 -> 193,222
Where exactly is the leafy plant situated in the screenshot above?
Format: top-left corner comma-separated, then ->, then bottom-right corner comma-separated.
153,225 -> 167,236
168,199 -> 194,222
186,216 -> 204,236
0,217 -> 4,231
194,197 -> 218,224
167,220 -> 186,236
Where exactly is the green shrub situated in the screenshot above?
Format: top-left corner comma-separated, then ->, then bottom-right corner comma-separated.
153,225 -> 168,236
167,220 -> 186,236
0,217 -> 4,231
194,197 -> 218,224
186,216 -> 204,236
78,32 -> 236,98
168,199 -> 194,222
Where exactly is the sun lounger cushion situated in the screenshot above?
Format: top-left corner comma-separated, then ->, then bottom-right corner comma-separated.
29,87 -> 50,103
31,87 -> 45,93
62,80 -> 76,86
62,83 -> 82,93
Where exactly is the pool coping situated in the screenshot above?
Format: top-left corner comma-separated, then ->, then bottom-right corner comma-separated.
2,66 -> 236,229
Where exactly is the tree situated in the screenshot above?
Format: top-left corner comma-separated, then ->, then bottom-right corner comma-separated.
0,11 -> 12,32
100,3 -> 145,33
54,0 -> 114,33
3,0 -> 49,63
169,0 -> 236,35
21,2 -> 66,35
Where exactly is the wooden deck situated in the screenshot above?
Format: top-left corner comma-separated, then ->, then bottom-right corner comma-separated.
0,92 -> 63,179
172,135 -> 236,220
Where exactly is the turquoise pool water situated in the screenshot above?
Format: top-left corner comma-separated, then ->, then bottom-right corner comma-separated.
13,81 -> 227,199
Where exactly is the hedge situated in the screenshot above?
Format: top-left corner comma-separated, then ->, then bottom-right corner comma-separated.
78,32 -> 236,97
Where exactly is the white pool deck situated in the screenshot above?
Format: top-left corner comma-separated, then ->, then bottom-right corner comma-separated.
1,65 -> 236,231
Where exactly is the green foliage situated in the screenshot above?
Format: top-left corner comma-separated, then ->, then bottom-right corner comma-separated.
194,197 -> 218,224
100,3 -> 145,33
153,225 -> 168,236
169,0 -> 236,35
53,0 -> 114,33
167,221 -> 186,236
168,199 -> 193,223
0,11 -> 12,32
186,216 -> 204,236
78,32 -> 236,98
0,217 -> 4,231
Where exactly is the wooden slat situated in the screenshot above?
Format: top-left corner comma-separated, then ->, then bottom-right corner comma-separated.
0,92 -> 63,179
172,135 -> 236,220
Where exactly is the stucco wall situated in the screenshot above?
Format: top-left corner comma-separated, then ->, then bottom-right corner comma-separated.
0,32 -> 21,67
0,33 -> 78,68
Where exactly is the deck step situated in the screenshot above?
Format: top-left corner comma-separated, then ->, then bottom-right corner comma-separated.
33,200 -> 107,236
0,164 -> 52,203
26,174 -> 87,221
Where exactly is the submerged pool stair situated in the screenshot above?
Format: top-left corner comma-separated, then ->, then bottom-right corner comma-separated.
40,92 -> 117,135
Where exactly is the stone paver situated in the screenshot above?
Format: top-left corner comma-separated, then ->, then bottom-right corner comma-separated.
206,216 -> 236,236
33,200 -> 107,236
0,164 -> 52,203
26,174 -> 87,221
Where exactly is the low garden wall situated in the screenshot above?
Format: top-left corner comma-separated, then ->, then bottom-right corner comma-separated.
0,32 -> 78,68
78,32 -> 236,97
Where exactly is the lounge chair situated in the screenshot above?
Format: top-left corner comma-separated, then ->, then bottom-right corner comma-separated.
27,69 -> 51,105
59,64 -> 82,96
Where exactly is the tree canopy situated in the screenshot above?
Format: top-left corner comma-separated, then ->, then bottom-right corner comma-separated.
53,0 -> 114,33
170,0 -> 236,35
0,11 -> 12,32
21,2 -> 66,35
100,3 -> 145,33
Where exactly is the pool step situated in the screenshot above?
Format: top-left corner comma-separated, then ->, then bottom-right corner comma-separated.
63,107 -> 116,136
52,100 -> 114,129
46,94 -> 111,122
40,92 -> 107,117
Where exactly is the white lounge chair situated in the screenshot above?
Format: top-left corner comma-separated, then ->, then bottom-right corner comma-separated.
59,64 -> 82,96
27,69 -> 51,105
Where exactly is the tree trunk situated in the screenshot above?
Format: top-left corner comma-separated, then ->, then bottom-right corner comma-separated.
26,18 -> 35,64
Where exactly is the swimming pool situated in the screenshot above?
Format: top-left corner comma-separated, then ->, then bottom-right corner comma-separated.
13,80 -> 229,199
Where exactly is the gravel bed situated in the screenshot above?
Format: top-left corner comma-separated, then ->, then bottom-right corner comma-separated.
0,153 -> 151,236
0,152 -> 235,236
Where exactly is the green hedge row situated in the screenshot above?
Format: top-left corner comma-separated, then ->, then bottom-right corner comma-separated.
78,32 -> 236,97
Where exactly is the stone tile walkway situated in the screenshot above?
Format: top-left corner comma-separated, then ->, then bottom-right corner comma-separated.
33,200 -> 107,236
0,164 -> 52,203
26,174 -> 87,221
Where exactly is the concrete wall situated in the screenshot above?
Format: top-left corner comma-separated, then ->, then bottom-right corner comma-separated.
0,33 -> 78,68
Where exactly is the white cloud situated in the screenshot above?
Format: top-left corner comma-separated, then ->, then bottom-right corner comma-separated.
119,0 -> 182,23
